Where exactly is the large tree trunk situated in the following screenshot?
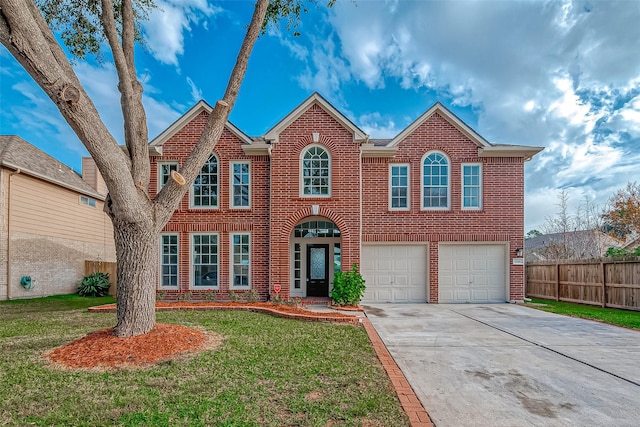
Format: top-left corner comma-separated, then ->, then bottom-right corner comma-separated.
1,0 -> 270,338
112,217 -> 158,336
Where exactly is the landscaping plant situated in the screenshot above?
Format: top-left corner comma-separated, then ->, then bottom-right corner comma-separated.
77,272 -> 111,297
330,264 -> 366,306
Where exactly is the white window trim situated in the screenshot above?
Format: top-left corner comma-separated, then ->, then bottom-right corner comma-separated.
229,160 -> 251,209
159,233 -> 179,290
420,150 -> 451,211
388,163 -> 410,211
190,154 -> 219,210
157,162 -> 179,192
461,163 -> 483,210
229,232 -> 251,290
299,144 -> 332,198
80,195 -> 97,208
190,232 -> 220,290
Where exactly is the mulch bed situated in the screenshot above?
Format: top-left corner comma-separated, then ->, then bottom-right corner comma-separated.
45,323 -> 221,371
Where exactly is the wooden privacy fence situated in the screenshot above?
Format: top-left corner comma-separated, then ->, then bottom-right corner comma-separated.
84,260 -> 117,296
526,258 -> 640,311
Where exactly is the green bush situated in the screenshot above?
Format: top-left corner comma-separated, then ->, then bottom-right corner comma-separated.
330,264 -> 366,306
606,246 -> 640,257
77,272 -> 111,297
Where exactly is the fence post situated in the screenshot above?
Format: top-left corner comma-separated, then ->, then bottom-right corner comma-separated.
601,262 -> 606,308
556,263 -> 560,301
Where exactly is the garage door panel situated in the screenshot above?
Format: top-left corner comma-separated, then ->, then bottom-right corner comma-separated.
439,244 -> 506,303
362,245 -> 428,303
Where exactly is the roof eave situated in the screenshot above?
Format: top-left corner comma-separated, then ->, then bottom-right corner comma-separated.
479,146 -> 545,162
0,161 -> 106,200
389,102 -> 491,148
241,143 -> 272,156
148,100 -> 253,150
360,144 -> 398,158
264,93 -> 368,143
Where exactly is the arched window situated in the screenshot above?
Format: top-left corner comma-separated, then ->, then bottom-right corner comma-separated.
422,152 -> 450,209
301,146 -> 330,196
191,154 -> 218,208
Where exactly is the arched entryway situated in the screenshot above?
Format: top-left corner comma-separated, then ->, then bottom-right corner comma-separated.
290,217 -> 341,297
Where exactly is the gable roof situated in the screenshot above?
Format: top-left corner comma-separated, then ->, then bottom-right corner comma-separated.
264,92 -> 368,143
0,135 -> 104,199
383,102 -> 543,161
148,100 -> 254,155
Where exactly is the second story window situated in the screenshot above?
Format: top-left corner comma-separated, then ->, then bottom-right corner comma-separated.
462,164 -> 482,209
231,161 -> 250,208
301,145 -> 330,197
191,154 -> 218,208
422,151 -> 450,210
389,164 -> 410,210
158,162 -> 178,190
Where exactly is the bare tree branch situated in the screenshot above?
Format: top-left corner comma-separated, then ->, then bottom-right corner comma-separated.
100,0 -> 150,190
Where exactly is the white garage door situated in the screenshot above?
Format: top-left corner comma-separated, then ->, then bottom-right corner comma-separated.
361,245 -> 428,303
438,244 -> 507,303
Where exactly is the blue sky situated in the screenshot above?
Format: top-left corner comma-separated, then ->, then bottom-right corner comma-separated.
1,0 -> 639,232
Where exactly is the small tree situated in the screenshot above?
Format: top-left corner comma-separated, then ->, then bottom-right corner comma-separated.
603,182 -> 640,240
539,191 -> 609,260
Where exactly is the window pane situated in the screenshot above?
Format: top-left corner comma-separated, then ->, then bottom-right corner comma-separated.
193,234 -> 218,287
232,234 -> 250,287
462,164 -> 481,208
232,162 -> 250,207
423,154 -> 448,208
161,235 -> 178,287
302,147 -> 330,196
193,155 -> 218,207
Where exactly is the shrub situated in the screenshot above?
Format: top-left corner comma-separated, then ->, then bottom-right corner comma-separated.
330,264 -> 366,306
77,272 -> 111,297
606,246 -> 640,257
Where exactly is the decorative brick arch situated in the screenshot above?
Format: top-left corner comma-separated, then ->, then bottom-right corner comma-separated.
292,134 -> 339,153
280,207 -> 351,240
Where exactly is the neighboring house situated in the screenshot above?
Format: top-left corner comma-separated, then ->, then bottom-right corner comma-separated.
0,136 -> 116,300
149,93 -> 543,303
524,230 -> 621,261
622,235 -> 640,252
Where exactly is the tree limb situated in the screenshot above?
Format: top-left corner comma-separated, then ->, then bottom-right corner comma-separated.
0,0 -> 142,220
154,0 -> 270,227
100,0 -> 150,190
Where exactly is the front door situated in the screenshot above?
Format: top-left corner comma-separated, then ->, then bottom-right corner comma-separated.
307,244 -> 329,297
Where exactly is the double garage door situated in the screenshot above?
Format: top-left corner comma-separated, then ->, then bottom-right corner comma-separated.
361,244 -> 507,303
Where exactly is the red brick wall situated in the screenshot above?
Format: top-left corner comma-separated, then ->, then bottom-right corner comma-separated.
268,104 -> 362,297
151,105 -> 526,303
150,111 -> 270,300
361,113 -> 524,302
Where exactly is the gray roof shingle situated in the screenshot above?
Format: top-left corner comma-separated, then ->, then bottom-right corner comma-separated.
0,135 -> 103,199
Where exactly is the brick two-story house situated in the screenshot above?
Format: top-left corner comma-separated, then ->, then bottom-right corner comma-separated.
149,93 -> 542,303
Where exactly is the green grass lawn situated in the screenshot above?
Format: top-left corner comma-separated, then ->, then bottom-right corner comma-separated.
0,295 -> 408,426
527,298 -> 640,330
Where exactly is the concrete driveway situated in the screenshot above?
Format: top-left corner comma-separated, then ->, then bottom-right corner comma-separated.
364,303 -> 640,427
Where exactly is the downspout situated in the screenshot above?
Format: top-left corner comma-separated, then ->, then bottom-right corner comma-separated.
6,168 -> 21,299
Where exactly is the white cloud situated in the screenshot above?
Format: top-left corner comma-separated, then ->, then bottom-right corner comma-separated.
186,77 -> 203,102
358,112 -> 398,139
143,0 -> 221,66
304,0 -> 640,229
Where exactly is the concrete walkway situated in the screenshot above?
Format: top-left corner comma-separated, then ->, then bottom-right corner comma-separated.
364,303 -> 640,427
